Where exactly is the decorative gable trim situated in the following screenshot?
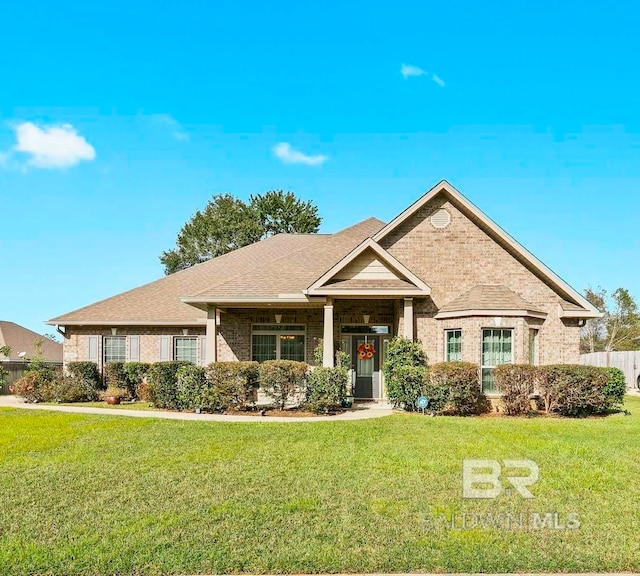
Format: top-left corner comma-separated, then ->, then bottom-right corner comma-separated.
373,180 -> 601,318
306,238 -> 431,296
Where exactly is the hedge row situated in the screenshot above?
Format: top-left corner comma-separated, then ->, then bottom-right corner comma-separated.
146,359 -> 348,414
494,364 -> 625,416
382,337 -> 626,417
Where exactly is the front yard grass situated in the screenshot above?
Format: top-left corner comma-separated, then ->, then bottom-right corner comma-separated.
0,396 -> 639,574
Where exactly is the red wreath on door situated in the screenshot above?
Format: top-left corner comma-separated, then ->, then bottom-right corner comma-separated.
357,342 -> 376,360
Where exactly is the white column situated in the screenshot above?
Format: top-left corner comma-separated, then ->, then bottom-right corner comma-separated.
403,298 -> 414,340
206,306 -> 218,364
323,298 -> 334,367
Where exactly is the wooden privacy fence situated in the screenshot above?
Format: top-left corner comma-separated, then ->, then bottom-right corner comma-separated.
580,351 -> 640,390
0,361 -> 63,394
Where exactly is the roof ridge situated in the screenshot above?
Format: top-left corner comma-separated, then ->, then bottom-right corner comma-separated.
186,235 -> 330,299
185,217 -> 386,300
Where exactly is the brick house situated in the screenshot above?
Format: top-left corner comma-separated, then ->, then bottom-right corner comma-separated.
47,181 -> 599,399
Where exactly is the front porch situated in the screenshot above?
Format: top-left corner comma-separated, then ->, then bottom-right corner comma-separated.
203,297 -> 419,400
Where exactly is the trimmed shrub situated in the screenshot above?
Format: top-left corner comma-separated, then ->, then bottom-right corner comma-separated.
147,361 -> 192,409
383,337 -> 428,410
259,360 -> 308,409
426,362 -> 486,415
538,364 -> 609,417
175,364 -> 208,410
104,362 -> 128,393
494,364 -> 539,416
305,365 -> 349,413
603,367 -> 626,410
123,362 -> 151,399
56,375 -> 99,403
205,361 -> 259,411
13,371 -> 57,403
67,361 -> 103,391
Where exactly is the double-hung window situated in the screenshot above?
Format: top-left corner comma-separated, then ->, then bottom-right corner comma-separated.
103,336 -> 126,363
445,329 -> 462,362
174,337 -> 197,363
481,329 -> 513,393
251,325 -> 305,362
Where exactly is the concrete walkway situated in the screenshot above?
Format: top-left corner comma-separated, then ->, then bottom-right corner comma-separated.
0,395 -> 393,423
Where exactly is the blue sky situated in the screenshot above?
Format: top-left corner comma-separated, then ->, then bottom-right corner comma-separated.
1,1 -> 639,335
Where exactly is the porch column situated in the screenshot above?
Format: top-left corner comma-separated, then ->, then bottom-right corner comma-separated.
323,298 -> 334,367
403,297 -> 414,340
206,306 -> 218,364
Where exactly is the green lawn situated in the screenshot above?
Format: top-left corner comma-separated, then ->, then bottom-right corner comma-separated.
1,397 -> 639,575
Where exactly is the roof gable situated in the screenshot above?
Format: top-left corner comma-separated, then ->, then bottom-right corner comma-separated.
306,239 -> 430,297
373,180 -> 600,317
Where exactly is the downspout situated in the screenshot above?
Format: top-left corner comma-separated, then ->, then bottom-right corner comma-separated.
55,325 -> 67,339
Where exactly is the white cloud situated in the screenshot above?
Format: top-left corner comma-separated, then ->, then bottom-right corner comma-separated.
14,122 -> 96,169
401,63 -> 446,87
401,63 -> 427,79
432,73 -> 445,87
272,142 -> 327,166
149,113 -> 189,141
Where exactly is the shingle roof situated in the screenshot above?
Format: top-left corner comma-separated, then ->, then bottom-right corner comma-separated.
186,218 -> 386,300
48,218 -> 385,324
559,300 -> 587,312
438,284 -> 546,314
0,321 -> 63,362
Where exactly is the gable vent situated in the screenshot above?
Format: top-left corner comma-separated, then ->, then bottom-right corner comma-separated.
430,208 -> 451,229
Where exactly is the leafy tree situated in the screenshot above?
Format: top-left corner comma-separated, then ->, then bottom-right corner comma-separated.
581,287 -> 640,352
161,191 -> 321,274
250,190 -> 320,237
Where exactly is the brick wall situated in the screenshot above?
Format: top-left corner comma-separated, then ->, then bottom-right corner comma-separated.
63,326 -> 205,371
379,194 -> 582,365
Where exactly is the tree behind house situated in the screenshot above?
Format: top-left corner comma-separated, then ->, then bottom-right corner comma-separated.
581,286 -> 640,352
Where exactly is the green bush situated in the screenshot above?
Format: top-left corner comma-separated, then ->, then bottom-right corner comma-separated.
603,367 -> 626,410
123,362 -> 151,398
494,364 -> 539,416
66,362 -> 103,391
0,365 -> 8,393
426,362 -> 486,415
205,361 -> 259,411
259,360 -> 308,409
175,364 -> 208,410
383,337 -> 428,410
305,365 -> 349,413
538,364 -> 610,417
103,362 -> 128,394
147,361 -> 192,409
56,375 -> 99,403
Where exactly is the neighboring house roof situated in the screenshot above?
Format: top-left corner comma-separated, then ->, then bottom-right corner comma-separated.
434,285 -> 548,319
373,180 -> 600,318
0,321 -> 63,362
48,218 -> 384,324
